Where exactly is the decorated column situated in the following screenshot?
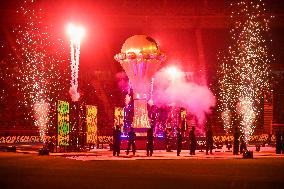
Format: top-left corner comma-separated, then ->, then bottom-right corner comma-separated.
57,100 -> 70,146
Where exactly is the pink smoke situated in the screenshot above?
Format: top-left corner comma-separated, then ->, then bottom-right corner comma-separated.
153,67 -> 216,127
116,72 -> 129,92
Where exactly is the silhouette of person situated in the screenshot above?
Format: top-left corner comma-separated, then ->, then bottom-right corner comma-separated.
127,127 -> 136,155
240,136 -> 247,154
233,127 -> 240,155
165,128 -> 173,152
276,128 -> 281,154
281,131 -> 284,154
146,127 -> 154,156
189,127 -> 196,155
113,125 -> 121,156
177,127 -> 182,156
47,137 -> 55,153
206,127 -> 214,155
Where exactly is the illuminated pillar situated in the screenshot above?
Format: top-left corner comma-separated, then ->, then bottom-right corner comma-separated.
114,107 -> 124,127
86,105 -> 97,145
133,97 -> 150,130
57,100 -> 70,146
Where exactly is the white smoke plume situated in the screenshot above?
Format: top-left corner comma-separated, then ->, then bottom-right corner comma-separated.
69,85 -> 80,102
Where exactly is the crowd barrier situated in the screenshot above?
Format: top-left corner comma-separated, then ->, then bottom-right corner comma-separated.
0,134 -> 275,145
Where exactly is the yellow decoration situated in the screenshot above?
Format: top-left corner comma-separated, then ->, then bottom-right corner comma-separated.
114,107 -> 124,127
86,105 -> 98,144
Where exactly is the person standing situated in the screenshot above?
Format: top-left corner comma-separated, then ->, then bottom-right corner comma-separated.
177,127 -> 182,156
205,126 -> 214,155
281,131 -> 284,154
276,128 -> 281,154
233,127 -> 240,155
113,125 -> 121,156
165,128 -> 173,152
240,136 -> 247,154
127,127 -> 136,155
146,128 -> 154,156
189,127 -> 196,155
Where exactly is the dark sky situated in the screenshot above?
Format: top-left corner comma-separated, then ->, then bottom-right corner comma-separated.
0,0 -> 283,80
1,0 -> 283,68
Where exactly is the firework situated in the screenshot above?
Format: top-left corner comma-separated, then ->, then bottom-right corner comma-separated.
218,0 -> 272,143
67,23 -> 85,102
217,59 -> 235,134
33,100 -> 50,141
236,97 -> 256,143
11,0 -> 68,141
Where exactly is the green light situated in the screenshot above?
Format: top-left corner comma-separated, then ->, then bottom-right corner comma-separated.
58,100 -> 69,146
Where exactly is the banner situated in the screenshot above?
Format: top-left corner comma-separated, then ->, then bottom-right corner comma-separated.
58,100 -> 69,146
180,109 -> 188,131
86,105 -> 97,144
114,107 -> 124,129
181,109 -> 186,119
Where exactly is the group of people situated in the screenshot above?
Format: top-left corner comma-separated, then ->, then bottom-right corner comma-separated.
113,124 -> 214,157
113,126 -> 137,156
233,127 -> 248,155
113,125 -> 154,157
176,127 -> 198,156
113,122 -> 284,157
176,126 -> 214,156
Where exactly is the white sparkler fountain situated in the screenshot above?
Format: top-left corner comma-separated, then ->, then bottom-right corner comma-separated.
67,23 -> 85,102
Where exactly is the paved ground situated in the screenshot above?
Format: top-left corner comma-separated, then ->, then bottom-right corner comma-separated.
63,146 -> 283,160
0,148 -> 284,189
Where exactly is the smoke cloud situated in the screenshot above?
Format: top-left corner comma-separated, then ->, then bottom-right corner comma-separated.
153,67 -> 216,126
116,72 -> 129,92
69,85 -> 80,102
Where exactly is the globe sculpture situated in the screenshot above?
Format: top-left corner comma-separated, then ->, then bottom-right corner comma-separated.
115,35 -> 166,133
